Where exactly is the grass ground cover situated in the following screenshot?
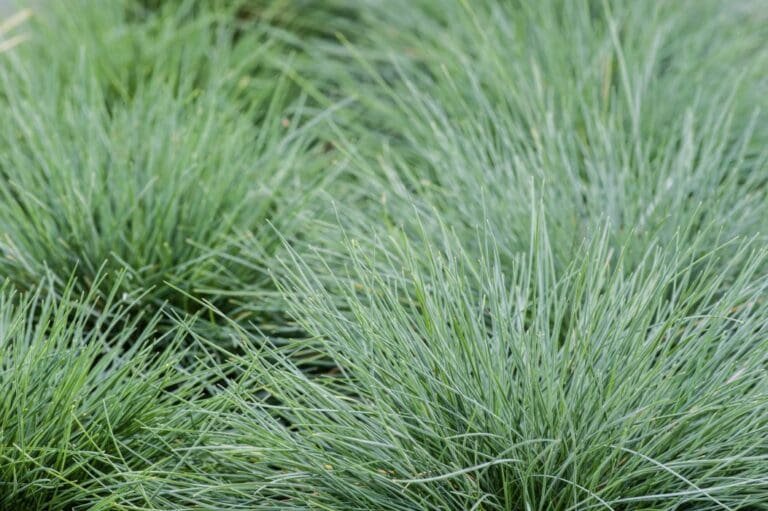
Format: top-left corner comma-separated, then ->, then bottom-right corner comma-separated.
0,0 -> 334,331
296,0 -> 768,273
0,1 -> 766,509
0,278 -> 207,510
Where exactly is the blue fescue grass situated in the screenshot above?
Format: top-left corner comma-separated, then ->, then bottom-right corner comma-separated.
113,220 -> 768,510
0,0 -> 334,328
298,0 -> 768,273
0,1 -> 766,509
0,276 -> 208,510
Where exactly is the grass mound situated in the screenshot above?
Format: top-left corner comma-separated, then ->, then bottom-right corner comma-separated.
306,0 -> 768,273
147,224 -> 768,510
0,278 -> 203,510
0,0 -> 330,326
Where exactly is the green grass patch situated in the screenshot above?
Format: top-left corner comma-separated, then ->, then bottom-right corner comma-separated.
0,1 -> 766,509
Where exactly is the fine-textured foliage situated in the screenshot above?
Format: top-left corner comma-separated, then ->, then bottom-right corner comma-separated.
0,1 -> 331,325
120,223 -> 768,510
0,1 -> 766,509
301,0 -> 768,273
0,278 -> 204,510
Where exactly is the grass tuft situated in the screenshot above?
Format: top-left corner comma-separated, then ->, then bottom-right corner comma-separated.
0,1 -> 332,328
0,276 -> 204,510
117,222 -> 768,510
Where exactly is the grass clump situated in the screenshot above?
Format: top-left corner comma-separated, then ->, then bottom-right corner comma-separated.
128,222 -> 768,510
23,0 -> 289,108
0,278 -> 202,510
309,0 -> 768,272
0,3 -> 331,326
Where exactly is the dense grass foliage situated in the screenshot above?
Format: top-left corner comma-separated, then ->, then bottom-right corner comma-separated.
0,279 -> 204,510
305,0 -> 768,272
158,226 -> 768,510
0,1 -> 766,509
0,0 -> 331,325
